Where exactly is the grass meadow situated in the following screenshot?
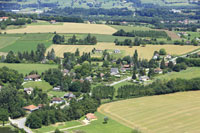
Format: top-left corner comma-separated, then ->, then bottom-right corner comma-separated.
32,121 -> 81,133
154,67 -> 200,81
69,112 -> 132,133
0,63 -> 58,75
23,81 -> 53,92
99,91 -> 200,133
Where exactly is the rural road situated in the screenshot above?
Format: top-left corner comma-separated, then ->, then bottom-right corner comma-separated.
170,48 -> 200,62
9,117 -> 33,133
110,76 -> 132,86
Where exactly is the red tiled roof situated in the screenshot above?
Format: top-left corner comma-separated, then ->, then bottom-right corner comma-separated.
86,113 -> 97,120
23,105 -> 38,111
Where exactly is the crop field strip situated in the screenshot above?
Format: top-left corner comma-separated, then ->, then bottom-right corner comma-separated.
99,91 -> 200,133
47,43 -> 200,59
2,23 -> 117,35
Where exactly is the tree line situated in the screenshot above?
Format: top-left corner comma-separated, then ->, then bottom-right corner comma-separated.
118,78 -> 200,99
113,29 -> 168,38
53,34 -> 97,45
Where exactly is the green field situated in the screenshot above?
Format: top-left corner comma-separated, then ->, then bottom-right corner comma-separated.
32,121 -> 81,133
0,33 -> 53,53
155,67 -> 200,81
69,112 -> 132,133
99,91 -> 200,133
0,63 -> 58,75
0,36 -> 20,49
23,81 -> 53,92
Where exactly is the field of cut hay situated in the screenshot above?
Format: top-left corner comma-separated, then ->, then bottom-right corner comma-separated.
2,23 -> 117,35
47,43 -> 200,59
99,91 -> 200,133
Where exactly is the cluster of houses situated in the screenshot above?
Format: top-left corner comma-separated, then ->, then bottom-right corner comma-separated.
160,19 -> 198,25
24,74 -> 41,81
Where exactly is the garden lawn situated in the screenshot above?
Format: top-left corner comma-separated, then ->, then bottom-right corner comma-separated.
48,91 -> 66,97
0,63 -> 58,75
32,121 -> 81,133
68,112 -> 132,133
23,81 -> 53,92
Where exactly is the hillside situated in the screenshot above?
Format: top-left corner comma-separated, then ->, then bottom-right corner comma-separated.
0,0 -> 199,12
99,91 -> 200,133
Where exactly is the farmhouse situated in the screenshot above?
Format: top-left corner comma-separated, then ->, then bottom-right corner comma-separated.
86,113 -> 97,121
50,20 -> 56,24
23,105 -> 39,112
24,74 -> 41,81
51,97 -> 64,104
24,87 -> 34,95
62,69 -> 70,76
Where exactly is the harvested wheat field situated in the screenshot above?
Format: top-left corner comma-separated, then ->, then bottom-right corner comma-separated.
2,23 -> 117,35
47,43 -> 200,59
99,91 -> 200,133
155,29 -> 181,40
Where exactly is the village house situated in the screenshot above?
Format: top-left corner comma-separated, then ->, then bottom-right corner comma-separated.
122,64 -> 132,70
139,76 -> 150,82
120,68 -> 126,73
62,69 -> 70,76
86,113 -> 97,121
53,86 -> 61,91
64,92 -> 76,99
114,49 -> 121,54
0,17 -> 9,22
24,74 -> 41,81
165,55 -> 172,60
51,97 -> 64,104
24,87 -> 34,95
23,105 -> 39,112
110,68 -> 119,75
154,68 -> 163,74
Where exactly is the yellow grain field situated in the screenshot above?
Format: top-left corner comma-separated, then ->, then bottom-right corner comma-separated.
98,91 -> 200,133
47,43 -> 200,59
2,23 -> 117,35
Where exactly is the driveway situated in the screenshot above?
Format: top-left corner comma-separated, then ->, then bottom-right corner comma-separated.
109,76 -> 132,86
9,117 -> 32,133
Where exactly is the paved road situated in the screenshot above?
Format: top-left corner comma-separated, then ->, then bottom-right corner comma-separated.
109,76 -> 132,86
9,117 -> 32,133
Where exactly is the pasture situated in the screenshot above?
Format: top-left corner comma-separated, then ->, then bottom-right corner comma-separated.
99,91 -> 200,133
154,67 -> 200,81
0,63 -> 58,75
3,23 -> 117,35
47,43 -> 200,59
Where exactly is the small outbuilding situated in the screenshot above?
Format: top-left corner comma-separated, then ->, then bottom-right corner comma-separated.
86,113 -> 97,121
23,105 -> 39,112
